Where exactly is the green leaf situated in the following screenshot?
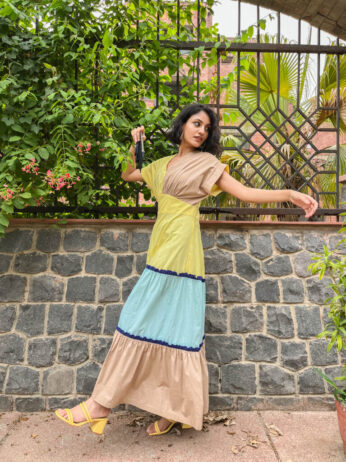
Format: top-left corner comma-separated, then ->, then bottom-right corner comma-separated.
38,147 -> 49,160
34,189 -> 46,196
102,30 -> 113,50
259,19 -> 266,30
1,203 -> 13,214
13,198 -> 26,209
62,113 -> 74,124
20,192 -> 32,199
1,116 -> 14,127
12,124 -> 25,133
0,214 -> 9,227
9,136 -> 21,142
314,368 -> 346,396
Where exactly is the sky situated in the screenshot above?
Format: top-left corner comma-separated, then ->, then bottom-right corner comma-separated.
211,0 -> 344,93
212,0 -> 343,46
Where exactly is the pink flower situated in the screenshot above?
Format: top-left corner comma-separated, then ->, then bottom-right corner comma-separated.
65,173 -> 70,179
87,143 -> 91,149
78,143 -> 83,148
76,176 -> 80,181
99,148 -> 105,152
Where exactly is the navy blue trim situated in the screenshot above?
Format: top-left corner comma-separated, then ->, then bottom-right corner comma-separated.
146,264 -> 205,282
117,326 -> 204,352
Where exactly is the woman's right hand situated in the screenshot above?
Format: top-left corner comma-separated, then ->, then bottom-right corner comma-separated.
131,126 -> 146,144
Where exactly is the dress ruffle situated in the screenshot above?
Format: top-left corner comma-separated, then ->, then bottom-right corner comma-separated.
92,330 -> 209,430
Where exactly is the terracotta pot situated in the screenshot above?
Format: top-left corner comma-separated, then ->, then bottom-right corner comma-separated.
335,398 -> 346,453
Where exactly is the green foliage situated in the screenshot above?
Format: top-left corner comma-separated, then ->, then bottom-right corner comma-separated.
308,230 -> 346,352
309,215 -> 346,400
0,0 -> 241,235
314,368 -> 346,403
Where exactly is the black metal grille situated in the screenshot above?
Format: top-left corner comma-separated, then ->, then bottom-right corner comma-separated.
18,0 -> 346,222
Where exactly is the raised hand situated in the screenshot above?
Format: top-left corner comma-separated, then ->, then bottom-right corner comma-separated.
289,190 -> 319,219
131,126 -> 146,144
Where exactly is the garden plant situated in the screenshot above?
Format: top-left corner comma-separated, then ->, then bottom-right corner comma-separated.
0,0 -> 267,236
209,34 -> 346,217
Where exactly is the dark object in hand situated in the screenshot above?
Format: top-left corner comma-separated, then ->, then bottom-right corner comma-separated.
135,132 -> 145,171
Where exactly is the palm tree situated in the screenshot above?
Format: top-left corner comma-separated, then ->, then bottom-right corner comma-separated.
208,34 -> 346,220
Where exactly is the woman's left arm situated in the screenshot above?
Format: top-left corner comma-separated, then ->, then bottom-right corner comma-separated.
215,170 -> 319,219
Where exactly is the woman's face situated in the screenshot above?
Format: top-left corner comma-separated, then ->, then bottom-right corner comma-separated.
181,110 -> 211,150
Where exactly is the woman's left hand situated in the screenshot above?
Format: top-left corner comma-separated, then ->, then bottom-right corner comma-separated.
289,190 -> 319,218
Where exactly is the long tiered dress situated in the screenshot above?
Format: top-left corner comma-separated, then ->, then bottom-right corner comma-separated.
92,151 -> 227,430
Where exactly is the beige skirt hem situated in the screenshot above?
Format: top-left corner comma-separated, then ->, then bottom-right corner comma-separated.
91,330 -> 209,431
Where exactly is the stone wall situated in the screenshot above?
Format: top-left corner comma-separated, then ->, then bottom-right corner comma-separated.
0,220 -> 344,413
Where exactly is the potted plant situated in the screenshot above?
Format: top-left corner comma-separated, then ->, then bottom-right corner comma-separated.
308,210 -> 346,452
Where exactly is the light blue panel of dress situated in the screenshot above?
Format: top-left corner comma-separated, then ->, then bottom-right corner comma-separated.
117,266 -> 206,350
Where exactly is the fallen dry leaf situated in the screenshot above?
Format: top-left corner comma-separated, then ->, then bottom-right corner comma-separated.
247,439 -> 260,448
239,430 -> 267,450
31,434 -> 38,439
173,426 -> 182,436
203,411 -> 235,427
268,424 -> 283,436
231,445 -> 239,454
227,431 -> 236,435
202,423 -> 210,432
127,416 -> 146,427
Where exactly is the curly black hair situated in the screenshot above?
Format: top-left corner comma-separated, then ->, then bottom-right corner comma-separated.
165,103 -> 223,157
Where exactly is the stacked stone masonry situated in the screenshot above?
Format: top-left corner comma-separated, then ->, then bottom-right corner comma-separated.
0,223 -> 345,413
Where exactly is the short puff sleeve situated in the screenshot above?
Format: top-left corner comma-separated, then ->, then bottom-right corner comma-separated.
199,155 -> 229,197
208,164 -> 229,196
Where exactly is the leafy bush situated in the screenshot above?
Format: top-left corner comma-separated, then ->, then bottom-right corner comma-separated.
309,211 -> 346,401
0,0 -> 266,235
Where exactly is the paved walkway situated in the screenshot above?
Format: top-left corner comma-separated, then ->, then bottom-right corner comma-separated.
0,410 -> 343,462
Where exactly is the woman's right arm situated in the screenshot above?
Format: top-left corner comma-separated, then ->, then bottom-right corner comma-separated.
121,126 -> 145,183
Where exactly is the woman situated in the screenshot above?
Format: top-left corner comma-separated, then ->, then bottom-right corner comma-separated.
55,103 -> 318,436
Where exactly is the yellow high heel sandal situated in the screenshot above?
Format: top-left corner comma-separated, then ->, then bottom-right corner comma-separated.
148,419 -> 192,436
55,401 -> 108,435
